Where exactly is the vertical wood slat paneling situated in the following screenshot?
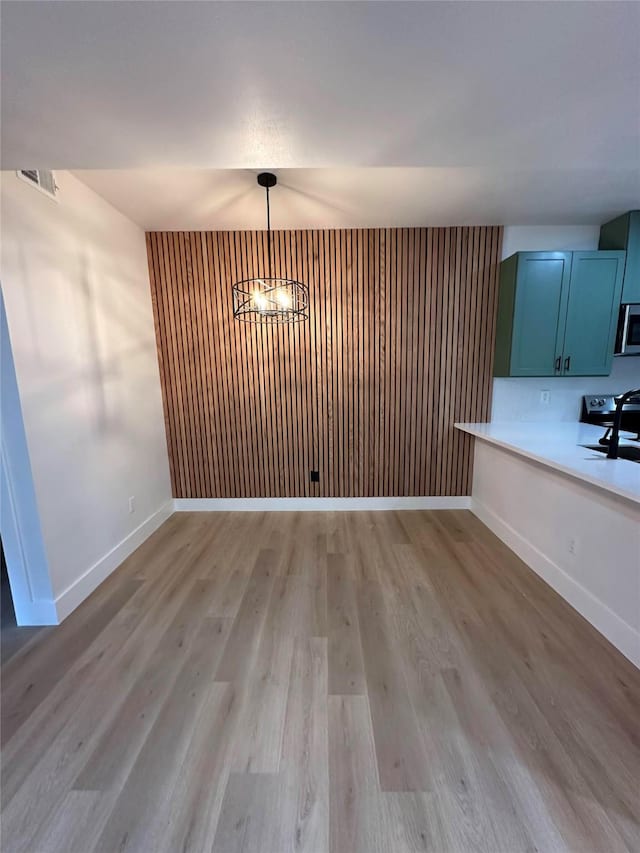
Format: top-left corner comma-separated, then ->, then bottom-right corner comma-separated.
146,226 -> 502,498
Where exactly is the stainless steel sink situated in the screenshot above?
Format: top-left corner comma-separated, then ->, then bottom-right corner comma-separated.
582,444 -> 640,463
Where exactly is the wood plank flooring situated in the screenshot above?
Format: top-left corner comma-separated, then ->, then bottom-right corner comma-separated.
2,510 -> 639,852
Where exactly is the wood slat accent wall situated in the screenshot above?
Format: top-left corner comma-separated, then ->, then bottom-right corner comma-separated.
146,227 -> 502,498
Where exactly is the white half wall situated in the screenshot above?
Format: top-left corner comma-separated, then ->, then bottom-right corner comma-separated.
471,440 -> 640,668
1,170 -> 172,621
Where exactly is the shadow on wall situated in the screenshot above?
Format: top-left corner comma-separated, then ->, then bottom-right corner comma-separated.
15,237 -> 157,437
80,253 -> 110,433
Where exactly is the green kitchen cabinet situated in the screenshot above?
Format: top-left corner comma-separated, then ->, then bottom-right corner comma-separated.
599,210 -> 640,303
562,252 -> 625,375
494,252 -> 571,377
494,250 -> 625,377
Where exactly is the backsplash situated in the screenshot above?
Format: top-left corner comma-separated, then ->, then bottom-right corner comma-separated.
491,357 -> 640,422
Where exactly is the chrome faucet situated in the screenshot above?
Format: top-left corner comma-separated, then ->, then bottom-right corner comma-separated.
607,388 -> 640,459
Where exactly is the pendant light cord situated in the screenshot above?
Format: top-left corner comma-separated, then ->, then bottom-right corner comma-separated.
266,185 -> 273,278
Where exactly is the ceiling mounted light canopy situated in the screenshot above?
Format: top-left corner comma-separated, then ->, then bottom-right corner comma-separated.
232,172 -> 309,324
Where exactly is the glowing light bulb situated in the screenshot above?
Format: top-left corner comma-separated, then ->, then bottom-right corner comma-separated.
275,288 -> 291,309
253,291 -> 268,311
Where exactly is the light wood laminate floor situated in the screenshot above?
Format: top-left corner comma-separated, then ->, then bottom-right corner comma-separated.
2,511 -> 639,852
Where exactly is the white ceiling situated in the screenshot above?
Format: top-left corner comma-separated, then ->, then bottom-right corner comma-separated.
71,167 -> 639,230
3,1 -> 640,226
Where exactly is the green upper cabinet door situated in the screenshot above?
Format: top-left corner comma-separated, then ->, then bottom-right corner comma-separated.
494,250 -> 624,378
562,251 -> 625,376
599,210 -> 640,303
494,252 -> 571,376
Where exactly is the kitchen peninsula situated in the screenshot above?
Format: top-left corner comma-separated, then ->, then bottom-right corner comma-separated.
456,420 -> 640,667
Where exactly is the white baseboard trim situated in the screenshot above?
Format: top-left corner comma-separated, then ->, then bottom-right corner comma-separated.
471,497 -> 640,669
173,496 -> 471,512
54,500 -> 174,622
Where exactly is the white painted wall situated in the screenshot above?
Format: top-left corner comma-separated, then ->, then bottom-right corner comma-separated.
1,171 -> 172,620
501,224 -> 600,259
471,440 -> 640,668
493,225 -> 640,422
491,358 -> 640,422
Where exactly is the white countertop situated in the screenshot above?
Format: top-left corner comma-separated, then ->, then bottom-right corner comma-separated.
455,421 -> 640,505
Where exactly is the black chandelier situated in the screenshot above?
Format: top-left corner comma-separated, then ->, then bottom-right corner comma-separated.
232,172 -> 309,324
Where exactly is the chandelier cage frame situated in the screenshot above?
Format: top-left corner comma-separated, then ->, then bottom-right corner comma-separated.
232,173 -> 310,324
232,277 -> 309,324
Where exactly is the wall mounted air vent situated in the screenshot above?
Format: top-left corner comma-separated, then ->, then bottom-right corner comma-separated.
16,169 -> 58,200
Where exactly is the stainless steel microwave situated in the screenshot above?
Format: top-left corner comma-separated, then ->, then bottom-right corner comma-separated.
615,304 -> 640,355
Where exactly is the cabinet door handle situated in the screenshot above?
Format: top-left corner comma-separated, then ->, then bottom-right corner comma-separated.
564,355 -> 571,372
554,356 -> 561,372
